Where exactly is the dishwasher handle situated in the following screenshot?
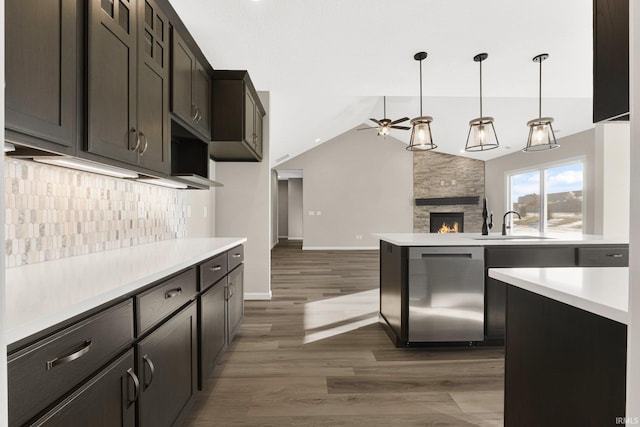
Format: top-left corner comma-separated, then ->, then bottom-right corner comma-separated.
421,253 -> 473,259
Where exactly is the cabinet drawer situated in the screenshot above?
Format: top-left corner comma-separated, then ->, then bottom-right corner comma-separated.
199,253 -> 228,291
485,246 -> 576,267
576,246 -> 629,267
137,268 -> 197,335
228,245 -> 244,271
8,300 -> 134,427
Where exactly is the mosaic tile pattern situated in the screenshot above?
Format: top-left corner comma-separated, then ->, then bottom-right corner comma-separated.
5,158 -> 188,268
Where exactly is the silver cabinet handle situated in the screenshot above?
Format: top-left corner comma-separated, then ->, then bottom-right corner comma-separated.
228,283 -> 235,298
224,285 -> 230,301
606,254 -> 624,258
138,131 -> 148,155
210,266 -> 222,272
46,338 -> 93,370
195,106 -> 202,124
142,354 -> 155,389
164,287 -> 183,299
192,104 -> 199,122
126,368 -> 140,406
129,128 -> 140,151
232,253 -> 241,258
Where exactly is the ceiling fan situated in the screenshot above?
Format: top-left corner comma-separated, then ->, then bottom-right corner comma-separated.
357,96 -> 410,136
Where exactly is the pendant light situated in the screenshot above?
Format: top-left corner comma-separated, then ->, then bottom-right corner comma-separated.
465,53 -> 499,152
523,53 -> 559,152
406,52 -> 437,151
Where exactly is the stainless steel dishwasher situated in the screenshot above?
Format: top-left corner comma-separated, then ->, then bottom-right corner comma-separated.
408,246 -> 484,342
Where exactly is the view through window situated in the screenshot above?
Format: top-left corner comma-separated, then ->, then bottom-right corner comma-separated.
508,161 -> 584,235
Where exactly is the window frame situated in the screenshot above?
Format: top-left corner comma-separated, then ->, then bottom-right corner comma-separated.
505,156 -> 587,234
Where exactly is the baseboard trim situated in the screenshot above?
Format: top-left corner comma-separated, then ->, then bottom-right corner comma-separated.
287,237 -> 303,241
302,246 -> 379,250
244,291 -> 272,301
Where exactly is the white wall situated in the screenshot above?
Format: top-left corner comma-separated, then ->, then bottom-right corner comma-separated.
277,180 -> 288,237
215,92 -> 272,300
598,123 -> 631,238
279,127 -> 413,249
627,1 -> 640,418
485,129 -> 598,234
287,178 -> 303,239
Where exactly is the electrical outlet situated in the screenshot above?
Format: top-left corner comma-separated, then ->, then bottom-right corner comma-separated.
316,211 -> 322,216
203,207 -> 207,218
308,211 -> 315,216
451,179 -> 456,185
355,234 -> 363,240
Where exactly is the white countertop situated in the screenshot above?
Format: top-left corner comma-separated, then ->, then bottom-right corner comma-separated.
5,237 -> 246,346
488,267 -> 629,324
375,232 -> 628,247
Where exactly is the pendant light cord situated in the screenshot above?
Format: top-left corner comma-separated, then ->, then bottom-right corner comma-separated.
419,58 -> 423,116
479,59 -> 483,118
538,58 -> 542,118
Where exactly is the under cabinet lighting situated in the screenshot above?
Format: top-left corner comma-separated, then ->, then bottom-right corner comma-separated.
34,157 -> 139,179
136,178 -> 188,189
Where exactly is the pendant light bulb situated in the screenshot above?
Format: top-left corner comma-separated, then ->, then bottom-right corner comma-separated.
407,52 -> 437,151
465,53 -> 499,152
523,53 -> 559,152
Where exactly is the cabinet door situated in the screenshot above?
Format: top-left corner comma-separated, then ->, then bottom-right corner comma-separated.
254,109 -> 264,158
5,0 -> 77,153
171,30 -> 196,127
137,302 -> 197,427
87,0 -> 139,165
32,350 -> 137,427
244,89 -> 256,150
194,60 -> 212,139
227,265 -> 244,343
199,279 -> 227,389
137,0 -> 170,173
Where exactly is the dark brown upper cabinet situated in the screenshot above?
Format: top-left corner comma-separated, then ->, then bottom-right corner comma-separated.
210,70 -> 265,162
86,0 -> 170,174
593,0 -> 629,122
171,30 -> 212,141
5,0 -> 80,156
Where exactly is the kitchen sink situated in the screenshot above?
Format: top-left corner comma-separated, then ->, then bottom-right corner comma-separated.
473,235 -> 554,240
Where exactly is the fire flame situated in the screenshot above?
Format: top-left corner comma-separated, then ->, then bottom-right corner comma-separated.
437,222 -> 459,233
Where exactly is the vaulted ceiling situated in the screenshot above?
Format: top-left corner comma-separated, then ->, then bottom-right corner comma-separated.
170,0 -> 593,166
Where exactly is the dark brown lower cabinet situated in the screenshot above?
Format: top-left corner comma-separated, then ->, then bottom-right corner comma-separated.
227,264 -> 244,343
505,285 -> 626,426
199,278 -> 227,389
137,302 -> 197,427
32,349 -> 137,427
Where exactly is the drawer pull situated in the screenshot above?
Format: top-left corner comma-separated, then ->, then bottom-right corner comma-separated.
209,265 -> 222,272
164,287 -> 183,299
46,338 -> 93,370
126,368 -> 140,406
232,253 -> 241,259
142,355 -> 155,389
606,253 -> 624,258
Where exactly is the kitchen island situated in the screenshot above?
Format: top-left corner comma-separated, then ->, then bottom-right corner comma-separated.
376,233 -> 628,347
489,267 -> 628,426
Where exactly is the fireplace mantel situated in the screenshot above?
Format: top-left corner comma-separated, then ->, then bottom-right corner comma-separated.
415,196 -> 480,206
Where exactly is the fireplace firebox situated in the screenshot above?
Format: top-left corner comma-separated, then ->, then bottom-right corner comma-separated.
430,212 -> 464,233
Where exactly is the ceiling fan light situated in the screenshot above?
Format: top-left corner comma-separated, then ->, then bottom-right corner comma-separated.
378,125 -> 390,136
523,117 -> 559,152
406,116 -> 437,151
465,117 -> 499,151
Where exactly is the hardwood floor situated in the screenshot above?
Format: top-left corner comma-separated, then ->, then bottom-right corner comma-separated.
184,240 -> 504,426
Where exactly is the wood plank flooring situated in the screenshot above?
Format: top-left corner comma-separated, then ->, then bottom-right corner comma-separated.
184,240 -> 504,426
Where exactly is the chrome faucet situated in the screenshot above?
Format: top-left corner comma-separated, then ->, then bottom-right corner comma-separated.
502,211 -> 522,235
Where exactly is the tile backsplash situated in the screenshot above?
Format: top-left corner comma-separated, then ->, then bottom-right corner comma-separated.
5,158 -> 188,268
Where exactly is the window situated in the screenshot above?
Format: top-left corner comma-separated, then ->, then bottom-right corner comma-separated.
507,160 -> 584,235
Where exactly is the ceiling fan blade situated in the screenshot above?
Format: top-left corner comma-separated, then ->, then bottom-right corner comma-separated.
390,125 -> 411,130
357,126 -> 377,131
369,118 -> 382,125
390,117 -> 410,125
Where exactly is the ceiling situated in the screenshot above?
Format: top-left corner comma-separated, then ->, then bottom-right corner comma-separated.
170,0 -> 594,167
